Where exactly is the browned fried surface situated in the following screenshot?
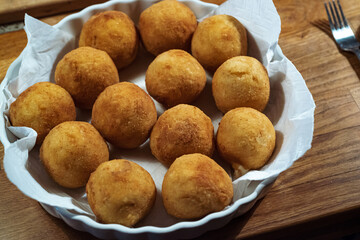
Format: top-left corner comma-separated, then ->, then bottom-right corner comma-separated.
55,47 -> 119,109
91,82 -> 157,149
40,121 -> 109,188
191,14 -> 247,72
150,104 -> 214,166
212,56 -> 270,113
79,10 -> 138,69
139,0 -> 197,56
216,107 -> 276,172
145,49 -> 206,107
162,153 -> 233,219
86,159 -> 156,227
9,82 -> 76,144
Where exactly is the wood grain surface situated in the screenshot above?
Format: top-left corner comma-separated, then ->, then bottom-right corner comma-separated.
1,0 -> 360,239
0,0 -> 223,24
0,0 -> 107,24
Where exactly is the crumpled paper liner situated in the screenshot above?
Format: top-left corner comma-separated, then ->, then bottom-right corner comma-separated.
0,0 -> 315,229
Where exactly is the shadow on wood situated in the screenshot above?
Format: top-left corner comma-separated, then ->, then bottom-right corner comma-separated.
194,198 -> 266,240
239,207 -> 360,240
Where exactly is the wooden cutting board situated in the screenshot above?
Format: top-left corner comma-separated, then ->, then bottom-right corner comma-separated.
0,0 -> 224,25
0,0 -> 107,24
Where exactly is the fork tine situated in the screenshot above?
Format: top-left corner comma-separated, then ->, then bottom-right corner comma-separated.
324,2 -> 335,30
332,0 -> 343,28
328,1 -> 339,29
336,0 -> 349,27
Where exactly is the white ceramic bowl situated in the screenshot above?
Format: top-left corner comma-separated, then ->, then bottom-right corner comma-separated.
0,0 -> 315,239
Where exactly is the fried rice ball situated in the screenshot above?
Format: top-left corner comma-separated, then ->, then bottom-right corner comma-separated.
92,82 -> 157,149
86,159 -> 156,227
55,47 -> 119,109
212,56 -> 270,113
150,104 -> 214,166
40,121 -> 109,188
145,49 -> 206,107
79,11 -> 139,69
139,0 -> 197,56
216,107 -> 276,178
9,82 -> 76,144
191,14 -> 247,72
162,153 -> 233,219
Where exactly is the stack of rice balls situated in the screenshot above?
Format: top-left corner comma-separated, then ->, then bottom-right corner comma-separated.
8,0 -> 276,228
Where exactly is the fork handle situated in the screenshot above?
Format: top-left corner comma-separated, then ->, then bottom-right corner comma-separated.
352,48 -> 360,62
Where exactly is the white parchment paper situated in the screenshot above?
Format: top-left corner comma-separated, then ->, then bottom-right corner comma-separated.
0,0 -> 315,231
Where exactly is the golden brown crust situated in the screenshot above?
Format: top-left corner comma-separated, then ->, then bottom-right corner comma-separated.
145,49 -> 206,107
150,104 -> 214,166
212,56 -> 270,113
79,10 -> 139,69
91,82 -> 157,149
9,82 -> 76,144
40,121 -> 109,188
86,159 -> 156,227
216,107 -> 276,173
139,0 -> 197,56
162,153 -> 233,219
191,14 -> 247,72
55,47 -> 119,109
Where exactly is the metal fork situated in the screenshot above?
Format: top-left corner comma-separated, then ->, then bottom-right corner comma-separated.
324,0 -> 360,60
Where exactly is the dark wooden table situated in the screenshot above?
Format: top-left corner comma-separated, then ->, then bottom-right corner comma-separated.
1,0 -> 360,239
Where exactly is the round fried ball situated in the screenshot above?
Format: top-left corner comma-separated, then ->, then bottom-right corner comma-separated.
212,56 -> 270,113
92,82 -> 157,149
162,153 -> 233,219
40,121 -> 109,188
216,107 -> 276,177
55,47 -> 119,109
9,82 -> 76,144
150,104 -> 214,166
139,0 -> 197,56
79,11 -> 139,70
145,49 -> 206,107
86,159 -> 156,227
191,14 -> 247,72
